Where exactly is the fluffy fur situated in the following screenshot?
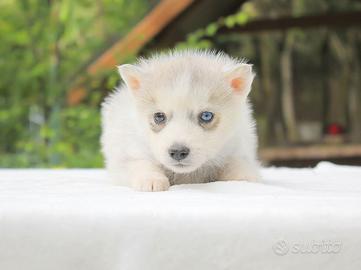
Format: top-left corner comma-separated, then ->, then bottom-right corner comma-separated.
101,50 -> 260,191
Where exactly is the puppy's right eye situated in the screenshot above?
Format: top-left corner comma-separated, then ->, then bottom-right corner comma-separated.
154,112 -> 167,125
199,111 -> 214,123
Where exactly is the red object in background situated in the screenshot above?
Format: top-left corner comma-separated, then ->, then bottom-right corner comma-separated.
326,123 -> 344,135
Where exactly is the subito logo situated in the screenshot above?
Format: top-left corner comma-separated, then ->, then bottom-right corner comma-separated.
273,240 -> 289,256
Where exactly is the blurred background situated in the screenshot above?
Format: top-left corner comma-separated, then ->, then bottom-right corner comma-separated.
1,0 -> 360,168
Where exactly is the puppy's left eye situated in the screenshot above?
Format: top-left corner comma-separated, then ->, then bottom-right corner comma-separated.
199,111 -> 214,123
154,112 -> 167,125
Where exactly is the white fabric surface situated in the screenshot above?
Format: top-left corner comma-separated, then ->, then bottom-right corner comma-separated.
0,162 -> 361,270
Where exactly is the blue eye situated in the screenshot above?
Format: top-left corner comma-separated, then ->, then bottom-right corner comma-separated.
154,112 -> 166,124
199,111 -> 214,123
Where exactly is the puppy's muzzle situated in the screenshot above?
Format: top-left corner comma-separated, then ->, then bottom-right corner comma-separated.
168,144 -> 190,161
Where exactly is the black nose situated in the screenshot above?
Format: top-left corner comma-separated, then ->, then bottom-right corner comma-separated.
168,144 -> 190,161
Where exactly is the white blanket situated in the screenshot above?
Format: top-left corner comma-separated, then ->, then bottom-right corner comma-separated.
0,162 -> 361,270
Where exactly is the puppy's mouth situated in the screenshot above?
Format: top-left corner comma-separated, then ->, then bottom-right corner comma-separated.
173,163 -> 189,168
167,161 -> 199,173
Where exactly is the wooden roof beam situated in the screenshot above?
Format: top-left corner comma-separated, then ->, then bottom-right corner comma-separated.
219,11 -> 361,35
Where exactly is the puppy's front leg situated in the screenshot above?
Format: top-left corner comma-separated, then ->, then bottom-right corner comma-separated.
127,160 -> 170,192
219,158 -> 261,182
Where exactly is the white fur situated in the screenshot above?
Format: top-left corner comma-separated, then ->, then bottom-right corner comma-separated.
101,50 -> 260,191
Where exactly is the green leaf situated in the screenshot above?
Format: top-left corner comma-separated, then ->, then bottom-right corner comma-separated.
205,23 -> 218,36
236,12 -> 248,25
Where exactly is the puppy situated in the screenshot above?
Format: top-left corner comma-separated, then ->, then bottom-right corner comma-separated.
101,50 -> 260,191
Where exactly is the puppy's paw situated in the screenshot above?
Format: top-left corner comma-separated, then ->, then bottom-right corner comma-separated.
131,175 -> 170,192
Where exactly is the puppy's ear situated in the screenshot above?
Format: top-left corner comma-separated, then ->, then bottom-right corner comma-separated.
225,64 -> 255,96
118,64 -> 142,91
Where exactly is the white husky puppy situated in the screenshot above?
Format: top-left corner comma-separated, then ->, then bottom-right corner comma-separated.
101,50 -> 260,191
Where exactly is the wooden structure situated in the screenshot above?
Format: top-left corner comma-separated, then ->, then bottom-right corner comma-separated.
260,144 -> 361,167
218,11 -> 361,34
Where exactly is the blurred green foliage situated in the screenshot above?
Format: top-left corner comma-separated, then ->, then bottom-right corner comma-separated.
176,9 -> 252,50
0,0 -> 150,167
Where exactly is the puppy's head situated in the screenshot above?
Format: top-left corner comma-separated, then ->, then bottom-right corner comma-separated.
118,50 -> 255,173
